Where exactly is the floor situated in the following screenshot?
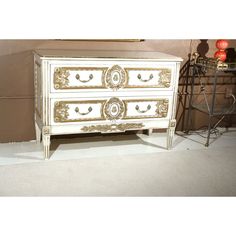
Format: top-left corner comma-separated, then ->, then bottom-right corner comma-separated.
0,128 -> 236,196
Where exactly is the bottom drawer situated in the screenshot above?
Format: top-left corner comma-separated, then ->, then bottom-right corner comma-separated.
51,96 -> 171,124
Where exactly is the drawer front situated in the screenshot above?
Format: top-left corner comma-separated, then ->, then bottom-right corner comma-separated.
52,97 -> 170,124
124,68 -> 172,88
54,100 -> 106,122
52,64 -> 174,91
53,67 -> 108,90
124,99 -> 169,119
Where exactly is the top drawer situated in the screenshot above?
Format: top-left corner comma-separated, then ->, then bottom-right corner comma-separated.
51,63 -> 176,92
53,67 -> 107,90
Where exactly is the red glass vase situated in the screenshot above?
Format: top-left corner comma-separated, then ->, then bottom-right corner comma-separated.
216,40 -> 229,50
214,50 -> 227,62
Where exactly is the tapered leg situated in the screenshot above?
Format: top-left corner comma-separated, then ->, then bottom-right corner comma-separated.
42,126 -> 51,160
35,122 -> 41,143
43,134 -> 50,159
167,119 -> 176,150
147,129 -> 153,136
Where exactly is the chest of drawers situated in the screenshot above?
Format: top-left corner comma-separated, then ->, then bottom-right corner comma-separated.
34,50 -> 182,159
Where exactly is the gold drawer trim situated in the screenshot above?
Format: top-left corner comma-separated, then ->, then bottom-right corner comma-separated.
54,67 -> 108,89
124,68 -> 171,88
53,66 -> 172,90
123,99 -> 169,119
54,98 -> 169,123
54,100 -> 106,122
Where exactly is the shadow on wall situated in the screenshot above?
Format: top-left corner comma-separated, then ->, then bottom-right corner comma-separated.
197,39 -> 209,58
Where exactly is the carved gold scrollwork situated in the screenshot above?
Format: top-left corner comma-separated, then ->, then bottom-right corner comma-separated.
156,99 -> 169,118
159,69 -> 171,88
81,123 -> 144,133
105,65 -> 127,90
103,97 -> 125,120
54,102 -> 70,122
54,68 -> 70,89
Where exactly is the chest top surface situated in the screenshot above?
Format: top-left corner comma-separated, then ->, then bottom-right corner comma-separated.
34,49 -> 183,62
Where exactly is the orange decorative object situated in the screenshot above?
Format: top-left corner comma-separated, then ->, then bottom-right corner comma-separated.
216,40 -> 229,50
214,40 -> 228,61
214,50 -> 227,62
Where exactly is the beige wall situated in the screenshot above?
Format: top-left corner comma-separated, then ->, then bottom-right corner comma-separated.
0,40 -> 236,142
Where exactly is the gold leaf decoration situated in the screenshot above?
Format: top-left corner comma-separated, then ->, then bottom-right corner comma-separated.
105,65 -> 127,90
156,99 -> 169,117
159,69 -> 171,88
103,97 -> 125,120
81,123 -> 144,133
54,68 -> 70,89
54,102 -> 70,122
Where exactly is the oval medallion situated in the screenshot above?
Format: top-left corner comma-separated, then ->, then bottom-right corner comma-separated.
105,65 -> 126,90
103,97 -> 125,120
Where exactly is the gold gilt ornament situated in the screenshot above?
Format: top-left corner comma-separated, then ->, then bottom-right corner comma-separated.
81,123 -> 144,133
158,69 -> 171,88
54,102 -> 70,122
54,68 -> 70,89
103,97 -> 125,120
105,65 -> 127,90
156,99 -> 169,118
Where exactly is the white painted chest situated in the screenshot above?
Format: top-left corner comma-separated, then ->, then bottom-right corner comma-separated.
34,50 -> 182,159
